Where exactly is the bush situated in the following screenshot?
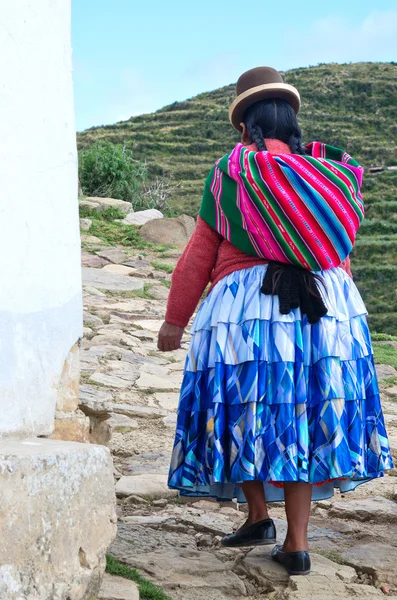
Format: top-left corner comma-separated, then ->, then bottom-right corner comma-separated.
78,141 -> 147,205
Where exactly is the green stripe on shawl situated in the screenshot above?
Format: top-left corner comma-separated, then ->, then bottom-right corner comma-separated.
201,166 -> 257,256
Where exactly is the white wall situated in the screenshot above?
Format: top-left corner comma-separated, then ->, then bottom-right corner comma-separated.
0,0 -> 82,437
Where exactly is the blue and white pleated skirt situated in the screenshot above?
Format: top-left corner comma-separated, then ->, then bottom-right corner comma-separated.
168,265 -> 394,502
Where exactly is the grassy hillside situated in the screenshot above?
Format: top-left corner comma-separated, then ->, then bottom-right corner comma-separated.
78,62 -> 397,334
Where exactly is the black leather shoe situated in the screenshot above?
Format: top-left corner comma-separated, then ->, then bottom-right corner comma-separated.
271,544 -> 311,575
221,518 -> 277,548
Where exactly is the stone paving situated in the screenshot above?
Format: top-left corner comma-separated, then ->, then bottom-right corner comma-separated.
80,234 -> 397,600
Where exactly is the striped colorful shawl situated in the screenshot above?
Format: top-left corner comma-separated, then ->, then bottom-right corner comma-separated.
199,142 -> 364,270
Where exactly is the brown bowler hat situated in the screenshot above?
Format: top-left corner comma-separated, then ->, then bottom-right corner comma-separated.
229,66 -> 301,131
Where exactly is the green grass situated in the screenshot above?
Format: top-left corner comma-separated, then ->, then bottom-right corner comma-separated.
372,333 -> 397,342
380,376 -> 397,388
132,284 -> 156,299
373,342 -> 397,369
160,280 -> 172,289
79,206 -> 171,251
150,261 -> 175,274
106,555 -> 172,600
104,284 -> 156,300
79,207 -> 150,248
80,205 -> 126,221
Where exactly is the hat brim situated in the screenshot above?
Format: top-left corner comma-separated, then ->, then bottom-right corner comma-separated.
229,83 -> 301,131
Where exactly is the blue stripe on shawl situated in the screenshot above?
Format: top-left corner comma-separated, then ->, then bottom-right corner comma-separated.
276,160 -> 351,258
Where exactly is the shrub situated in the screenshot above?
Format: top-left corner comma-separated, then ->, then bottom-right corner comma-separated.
78,141 -> 147,205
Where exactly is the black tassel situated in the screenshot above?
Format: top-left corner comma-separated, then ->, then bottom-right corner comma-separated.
260,262 -> 328,324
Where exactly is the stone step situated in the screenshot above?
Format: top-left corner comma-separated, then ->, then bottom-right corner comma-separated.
98,573 -> 139,600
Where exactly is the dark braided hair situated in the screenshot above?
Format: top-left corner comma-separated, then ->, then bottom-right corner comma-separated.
245,99 -> 329,322
243,98 -> 307,155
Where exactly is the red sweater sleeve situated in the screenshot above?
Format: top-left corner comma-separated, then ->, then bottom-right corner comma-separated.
165,217 -> 222,328
340,256 -> 353,278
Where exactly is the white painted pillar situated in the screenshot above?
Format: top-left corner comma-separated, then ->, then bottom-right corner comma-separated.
0,0 -> 83,437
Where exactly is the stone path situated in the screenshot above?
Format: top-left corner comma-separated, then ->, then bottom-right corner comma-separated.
80,234 -> 397,600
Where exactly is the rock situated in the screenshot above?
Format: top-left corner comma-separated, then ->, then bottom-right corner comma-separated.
149,284 -> 170,301
152,499 -> 167,507
97,326 -> 131,335
140,214 -> 196,249
89,333 -> 138,348
126,452 -> 171,476
115,474 -> 178,500
123,495 -> 149,505
120,515 -> 170,526
122,209 -> 164,226
132,319 -> 163,333
82,250 -> 110,269
0,439 -> 116,600
105,413 -> 139,432
84,285 -> 108,297
385,386 -> 397,399
328,496 -> 397,524
83,268 -> 144,292
80,200 -> 100,211
83,310 -> 104,328
135,372 -> 180,391
156,392 -> 180,412
163,413 -> 177,428
106,300 -> 148,312
110,404 -> 167,419
193,500 -> 221,512
111,541 -> 245,599
341,543 -> 397,586
89,372 -> 136,389
161,348 -> 188,363
81,234 -> 102,244
80,218 -> 92,231
82,197 -> 132,215
102,264 -> 134,276
96,248 -> 130,264
98,573 -> 139,600
196,533 -> 213,547
79,385 -> 113,416
130,330 -> 156,342
90,414 -> 139,446
122,267 -> 155,279
169,506 -> 239,536
136,362 -> 170,377
50,409 -> 90,443
242,547 -> 290,588
279,554 -> 367,599
376,364 -> 397,380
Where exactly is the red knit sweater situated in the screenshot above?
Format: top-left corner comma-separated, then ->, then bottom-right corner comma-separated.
165,141 -> 353,328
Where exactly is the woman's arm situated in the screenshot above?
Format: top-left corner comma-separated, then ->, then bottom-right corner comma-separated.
339,256 -> 353,278
158,217 -> 222,351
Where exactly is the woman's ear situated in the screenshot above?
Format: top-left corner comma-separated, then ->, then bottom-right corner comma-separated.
240,122 -> 251,145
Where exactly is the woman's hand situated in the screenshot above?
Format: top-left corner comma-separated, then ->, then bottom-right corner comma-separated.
157,321 -> 184,352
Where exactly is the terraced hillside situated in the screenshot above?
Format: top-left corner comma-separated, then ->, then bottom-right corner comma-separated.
78,62 -> 397,333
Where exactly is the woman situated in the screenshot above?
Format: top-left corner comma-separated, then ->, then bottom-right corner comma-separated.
157,66 -> 394,576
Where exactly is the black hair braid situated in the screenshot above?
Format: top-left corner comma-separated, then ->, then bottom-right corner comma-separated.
243,98 -> 307,155
288,133 -> 308,155
248,124 -> 267,151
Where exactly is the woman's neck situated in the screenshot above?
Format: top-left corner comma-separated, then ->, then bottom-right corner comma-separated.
245,138 -> 291,154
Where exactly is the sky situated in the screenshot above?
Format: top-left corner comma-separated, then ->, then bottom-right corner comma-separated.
72,1 -> 397,132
